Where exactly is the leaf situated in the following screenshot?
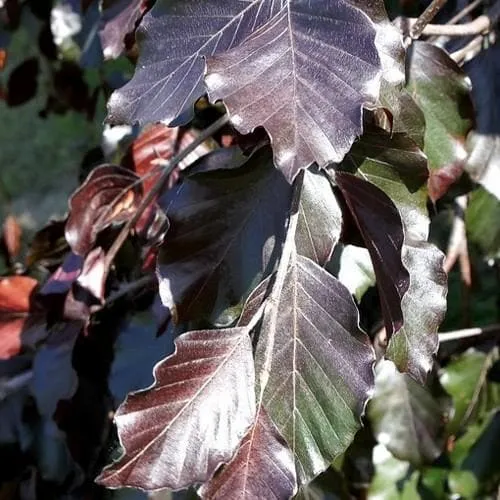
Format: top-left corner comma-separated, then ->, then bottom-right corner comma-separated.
342,127 -> 446,382
206,1 -> 382,180
157,147 -> 291,324
66,165 -> 142,256
465,133 -> 500,201
368,360 -> 450,466
109,0 -> 383,179
0,276 -> 46,359
338,245 -> 375,302
335,172 -> 409,338
440,349 -> 500,435
296,168 -> 342,267
97,327 -> 255,491
100,0 -> 146,59
406,42 -> 474,171
31,322 -> 81,418
255,252 -> 375,483
465,188 -> 500,258
200,409 -> 297,500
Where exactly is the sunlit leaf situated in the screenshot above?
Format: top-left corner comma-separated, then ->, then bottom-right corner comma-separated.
98,327 -> 255,490
368,360 -> 451,466
200,409 -> 297,499
342,127 -> 446,382
255,251 -> 375,483
157,147 -> 291,324
406,42 -> 474,172
109,0 -> 385,179
296,168 -> 342,266
337,245 -> 375,302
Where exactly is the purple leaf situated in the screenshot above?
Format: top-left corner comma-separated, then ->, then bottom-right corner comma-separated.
97,327 -> 255,490
335,172 -> 409,338
205,1 -> 382,180
100,0 -> 146,59
157,147 -> 291,324
108,1 -> 386,179
200,409 -> 297,499
65,164 -> 141,256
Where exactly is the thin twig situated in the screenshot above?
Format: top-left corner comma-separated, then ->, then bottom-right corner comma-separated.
444,195 -> 471,286
439,323 -> 500,342
105,274 -> 157,306
447,0 -> 484,25
410,0 -> 449,39
103,114 -> 230,272
451,31 -> 496,63
406,14 -> 491,35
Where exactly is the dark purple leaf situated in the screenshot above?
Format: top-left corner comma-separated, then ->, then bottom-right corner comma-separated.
26,218 -> 68,268
100,0 -> 146,59
205,2 -> 382,180
108,1 -> 389,179
200,409 -> 297,499
7,57 -> 39,106
296,168 -> 342,266
157,147 -> 291,324
254,252 -> 375,484
335,172 -> 409,338
341,127 -> 446,382
65,164 -> 141,256
40,253 -> 84,296
31,322 -> 81,417
98,327 -> 255,490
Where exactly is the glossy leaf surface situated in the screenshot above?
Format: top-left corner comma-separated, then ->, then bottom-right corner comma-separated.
343,127 -> 446,382
98,327 -> 255,490
201,409 -> 297,499
254,252 -> 375,483
109,0 -> 385,179
335,172 -> 409,338
406,42 -> 474,171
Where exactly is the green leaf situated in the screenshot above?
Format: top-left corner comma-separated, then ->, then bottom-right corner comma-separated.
465,133 -> 500,201
448,470 -> 479,499
368,360 -> 451,466
440,348 -> 500,435
254,251 -> 375,484
466,187 -> 500,258
406,41 -> 475,171
338,245 -> 375,302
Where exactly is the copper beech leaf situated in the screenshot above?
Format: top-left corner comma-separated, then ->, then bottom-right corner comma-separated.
335,172 -> 409,338
108,0 -> 386,179
253,251 -> 375,484
100,0 -> 146,59
342,127 -> 446,382
200,409 -> 297,499
296,168 -> 342,266
157,147 -> 291,325
97,327 -> 255,491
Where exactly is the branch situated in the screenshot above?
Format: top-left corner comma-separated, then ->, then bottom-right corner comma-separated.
103,114 -> 230,272
451,31 -> 497,64
439,323 -> 500,342
410,0 -> 449,39
405,14 -> 491,36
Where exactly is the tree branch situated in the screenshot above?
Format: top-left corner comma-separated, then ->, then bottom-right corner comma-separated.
439,323 -> 500,342
410,0 -> 449,39
406,14 -> 491,36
